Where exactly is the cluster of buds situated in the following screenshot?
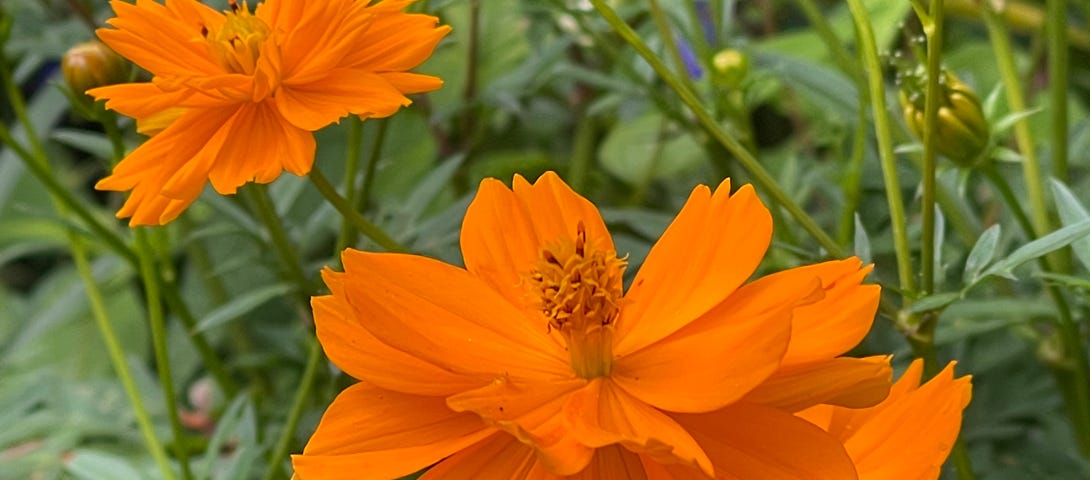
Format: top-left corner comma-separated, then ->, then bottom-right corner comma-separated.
897,65 -> 990,167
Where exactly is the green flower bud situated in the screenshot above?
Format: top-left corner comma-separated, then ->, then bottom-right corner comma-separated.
898,68 -> 989,167
712,49 -> 748,89
61,41 -> 128,97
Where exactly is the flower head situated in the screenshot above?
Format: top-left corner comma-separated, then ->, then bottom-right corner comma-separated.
799,360 -> 973,480
294,172 -> 891,479
90,0 -> 450,225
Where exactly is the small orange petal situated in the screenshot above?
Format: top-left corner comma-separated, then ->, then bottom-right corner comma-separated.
419,432 -> 554,480
337,249 -> 570,382
207,101 -> 315,193
314,269 -> 489,396
742,356 -> 893,412
565,378 -> 714,477
614,182 -> 773,355
98,0 -> 223,77
566,445 -> 650,480
446,376 -> 592,475
672,402 -> 858,480
800,360 -> 972,480
460,172 -> 614,313
612,267 -> 811,412
292,382 -> 494,480
276,71 -> 409,130
777,259 -> 881,366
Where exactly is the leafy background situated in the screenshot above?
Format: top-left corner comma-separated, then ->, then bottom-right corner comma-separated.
2,0 -> 1090,478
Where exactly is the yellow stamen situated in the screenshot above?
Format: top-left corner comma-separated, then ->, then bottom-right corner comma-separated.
529,222 -> 626,378
202,1 -> 269,75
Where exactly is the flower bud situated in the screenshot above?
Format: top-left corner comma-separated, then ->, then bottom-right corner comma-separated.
898,68 -> 989,167
712,49 -> 748,89
61,41 -> 128,96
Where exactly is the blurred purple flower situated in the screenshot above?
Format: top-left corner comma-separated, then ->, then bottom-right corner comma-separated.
676,34 -> 704,79
695,0 -> 716,47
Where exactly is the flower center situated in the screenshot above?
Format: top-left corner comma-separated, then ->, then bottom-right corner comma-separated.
528,222 -> 626,378
202,0 -> 269,75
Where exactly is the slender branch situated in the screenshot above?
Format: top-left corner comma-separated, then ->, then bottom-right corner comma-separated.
846,0 -> 915,292
590,0 -> 845,258
260,337 -> 323,480
309,167 -> 406,253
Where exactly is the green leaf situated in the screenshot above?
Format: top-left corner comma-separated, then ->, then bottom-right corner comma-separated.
65,450 -> 146,480
964,224 -> 1002,283
1049,178 -> 1090,272
598,112 -> 702,185
853,213 -> 871,265
978,219 -> 1090,281
908,292 -> 962,314
192,283 -> 294,333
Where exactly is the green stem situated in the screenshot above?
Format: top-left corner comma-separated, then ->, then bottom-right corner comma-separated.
336,117 -> 365,255
260,336 -> 323,480
357,118 -> 390,214
983,164 -> 1090,455
70,231 -> 176,480
846,0 -> 916,293
981,7 -> 1051,240
590,0 -> 845,258
567,113 -> 597,192
920,0 -> 944,298
135,229 -> 192,480
309,167 -> 406,253
1047,0 -> 1069,183
649,0 -> 698,95
838,103 -> 868,246
245,184 -> 311,299
794,0 -> 861,81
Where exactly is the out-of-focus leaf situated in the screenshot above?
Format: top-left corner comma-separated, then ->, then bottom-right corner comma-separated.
1049,179 -> 1090,271
192,283 -> 294,333
65,450 -> 146,480
853,213 -> 872,265
907,292 -> 962,314
599,112 -> 702,185
964,224 -> 1002,283
978,220 -> 1090,282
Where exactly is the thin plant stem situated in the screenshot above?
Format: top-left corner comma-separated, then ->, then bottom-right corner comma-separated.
336,116 -> 365,255
70,232 -> 177,480
649,0 -> 698,95
983,164 -> 1090,455
460,0 -> 481,156
135,229 -> 193,480
839,99 -> 869,246
590,0 -> 845,258
919,0 -> 944,298
246,184 -> 311,299
981,7 -> 1051,239
260,336 -> 323,480
567,113 -> 597,192
794,0 -> 861,81
357,118 -> 390,214
309,167 -> 406,253
1047,0 -> 1069,183
846,0 -> 915,292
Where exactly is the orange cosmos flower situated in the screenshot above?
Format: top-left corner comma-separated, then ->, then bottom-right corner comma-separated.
293,172 -> 890,479
89,0 -> 450,225
799,360 -> 973,480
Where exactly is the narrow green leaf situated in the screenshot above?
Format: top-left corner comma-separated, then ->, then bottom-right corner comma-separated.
65,450 -> 146,480
1049,178 -> 1090,271
979,219 -> 1090,281
853,213 -> 871,265
192,283 -> 294,333
964,224 -> 1001,283
908,292 -> 963,314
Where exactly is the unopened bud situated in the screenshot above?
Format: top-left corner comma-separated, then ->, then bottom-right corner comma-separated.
899,68 -> 989,167
712,49 -> 749,89
61,41 -> 128,96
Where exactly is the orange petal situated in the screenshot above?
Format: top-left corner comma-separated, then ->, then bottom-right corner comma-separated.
566,445 -> 652,480
447,376 -> 593,475
345,10 -> 451,73
420,432 -> 557,480
97,0 -> 223,77
565,378 -> 714,477
742,356 -> 892,412
801,360 -> 972,480
614,182 -> 773,355
336,249 -> 570,383
314,268 -> 489,396
291,382 -> 494,480
88,83 -> 223,122
207,101 -> 315,193
260,0 -> 372,83
276,70 -> 409,131
672,402 -> 858,480
777,259 -> 881,366
460,172 -> 614,313
611,267 -> 813,413
95,105 -> 239,225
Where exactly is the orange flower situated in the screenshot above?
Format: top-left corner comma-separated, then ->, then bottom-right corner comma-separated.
293,172 -> 889,479
89,0 -> 450,225
799,360 -> 973,480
